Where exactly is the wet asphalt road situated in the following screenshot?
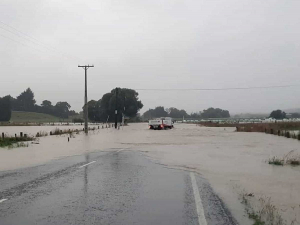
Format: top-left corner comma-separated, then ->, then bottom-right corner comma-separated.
0,149 -> 238,225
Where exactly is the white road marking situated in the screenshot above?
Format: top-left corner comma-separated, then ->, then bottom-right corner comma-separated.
190,172 -> 208,225
78,161 -> 96,168
116,147 -> 130,153
0,199 -> 7,203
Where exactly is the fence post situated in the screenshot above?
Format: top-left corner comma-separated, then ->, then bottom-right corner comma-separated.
1,132 -> 4,139
20,132 -> 23,137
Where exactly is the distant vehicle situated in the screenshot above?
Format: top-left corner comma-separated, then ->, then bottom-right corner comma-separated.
149,117 -> 173,130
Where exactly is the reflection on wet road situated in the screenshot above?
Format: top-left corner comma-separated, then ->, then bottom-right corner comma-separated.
0,150 -> 237,225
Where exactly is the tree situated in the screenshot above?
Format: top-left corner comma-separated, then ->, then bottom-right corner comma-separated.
68,110 -> 78,116
87,88 -> 143,122
87,100 -> 100,121
3,88 -> 79,118
269,110 -> 286,119
190,112 -> 201,118
168,107 -> 188,118
41,100 -> 53,114
16,88 -> 36,111
142,109 -> 154,120
41,100 -> 52,108
142,106 -> 168,119
201,107 -> 230,118
10,96 -> 19,111
0,96 -> 12,121
54,102 -> 71,118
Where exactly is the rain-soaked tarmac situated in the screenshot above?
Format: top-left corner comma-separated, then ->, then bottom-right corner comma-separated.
0,149 -> 237,225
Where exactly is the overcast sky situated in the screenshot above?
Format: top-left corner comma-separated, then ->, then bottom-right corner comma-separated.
1,0 -> 299,114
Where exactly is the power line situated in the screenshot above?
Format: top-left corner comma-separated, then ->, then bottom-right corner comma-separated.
0,20 -> 81,61
135,84 -> 299,91
0,25 -> 43,47
0,30 -> 75,60
0,21 -> 44,44
0,33 -> 46,53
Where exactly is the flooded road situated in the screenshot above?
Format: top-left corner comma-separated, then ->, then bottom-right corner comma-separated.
0,123 -> 300,224
0,150 -> 237,225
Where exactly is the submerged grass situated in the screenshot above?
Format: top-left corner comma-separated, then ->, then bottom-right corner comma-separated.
7,142 -> 30,149
50,128 -> 79,136
0,136 -> 34,148
268,150 -> 300,166
36,130 -> 48,137
241,192 -> 286,225
50,127 -> 97,136
268,157 -> 284,166
248,212 -> 265,225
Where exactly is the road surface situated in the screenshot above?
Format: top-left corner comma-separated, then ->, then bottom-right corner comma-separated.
0,149 -> 238,225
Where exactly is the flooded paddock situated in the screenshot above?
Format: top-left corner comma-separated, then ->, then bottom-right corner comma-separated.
0,123 -> 299,224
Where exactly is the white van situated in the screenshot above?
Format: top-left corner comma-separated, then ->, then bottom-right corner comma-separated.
148,117 -> 173,130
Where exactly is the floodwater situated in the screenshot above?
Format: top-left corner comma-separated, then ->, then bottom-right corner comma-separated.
0,123 -> 299,224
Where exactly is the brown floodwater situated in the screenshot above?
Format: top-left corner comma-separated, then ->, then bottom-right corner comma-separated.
0,123 -> 299,224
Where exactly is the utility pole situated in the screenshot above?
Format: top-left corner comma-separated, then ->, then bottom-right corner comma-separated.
78,65 -> 94,134
115,87 -> 119,129
122,95 -> 126,127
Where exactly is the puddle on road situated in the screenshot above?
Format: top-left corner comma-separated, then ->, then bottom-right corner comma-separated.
1,123 -> 300,224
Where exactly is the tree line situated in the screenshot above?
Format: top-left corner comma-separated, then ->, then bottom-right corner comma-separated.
142,106 -> 230,119
0,88 -> 77,121
1,87 -> 144,122
87,88 -> 143,122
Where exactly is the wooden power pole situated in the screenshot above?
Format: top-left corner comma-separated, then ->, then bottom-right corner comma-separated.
78,65 -> 94,134
115,88 -> 119,129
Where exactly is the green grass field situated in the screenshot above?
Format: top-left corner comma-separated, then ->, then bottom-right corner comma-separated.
10,111 -> 74,123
